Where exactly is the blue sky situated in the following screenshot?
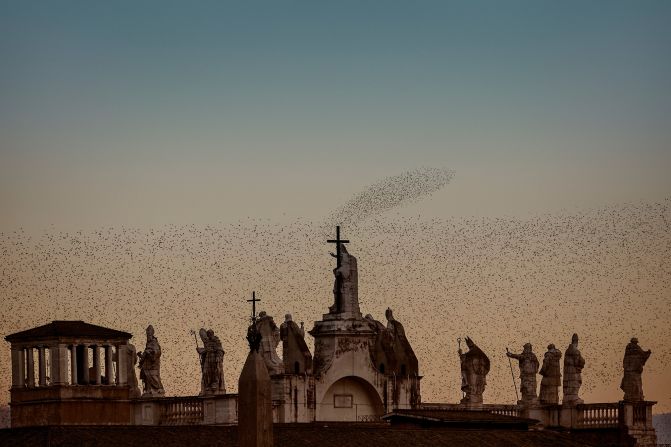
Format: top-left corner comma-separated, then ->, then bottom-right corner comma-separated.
1,1 -> 670,228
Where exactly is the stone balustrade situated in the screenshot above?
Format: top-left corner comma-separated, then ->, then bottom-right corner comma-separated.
159,397 -> 205,425
421,403 -> 522,418
575,403 -> 619,428
488,405 -> 522,418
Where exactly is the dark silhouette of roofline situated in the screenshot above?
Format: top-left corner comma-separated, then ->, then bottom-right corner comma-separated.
5,321 -> 132,343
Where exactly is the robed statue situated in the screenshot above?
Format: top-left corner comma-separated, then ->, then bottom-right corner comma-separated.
137,325 -> 165,397
459,337 -> 490,405
507,343 -> 540,404
366,310 -> 419,377
197,328 -> 226,395
539,344 -> 562,405
280,314 -> 313,374
620,337 -> 651,401
256,311 -> 283,375
562,333 -> 585,405
330,244 -> 359,315
385,308 -> 419,376
125,343 -> 141,398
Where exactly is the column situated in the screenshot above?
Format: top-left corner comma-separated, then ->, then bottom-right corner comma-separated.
81,344 -> 90,384
26,347 -> 35,388
38,346 -> 47,386
11,347 -> 26,388
71,344 -> 78,384
105,345 -> 114,385
117,344 -> 128,385
49,345 -> 59,385
51,344 -> 69,385
93,345 -> 102,385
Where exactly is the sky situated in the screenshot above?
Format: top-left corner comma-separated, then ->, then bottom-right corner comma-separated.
1,1 -> 670,412
1,0 -> 670,228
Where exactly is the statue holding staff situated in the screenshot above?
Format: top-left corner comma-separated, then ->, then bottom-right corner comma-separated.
196,328 -> 226,395
506,343 -> 540,405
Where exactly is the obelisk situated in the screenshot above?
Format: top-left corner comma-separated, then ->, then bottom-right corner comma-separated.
238,319 -> 273,447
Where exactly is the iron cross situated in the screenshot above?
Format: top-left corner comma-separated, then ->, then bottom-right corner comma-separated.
327,226 -> 350,268
247,291 -> 260,323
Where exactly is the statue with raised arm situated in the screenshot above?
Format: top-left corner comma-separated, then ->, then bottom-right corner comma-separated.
620,337 -> 651,401
459,337 -> 490,405
506,343 -> 540,404
137,325 -> 165,397
280,314 -> 313,374
562,333 -> 585,405
197,328 -> 226,395
256,311 -> 283,375
539,344 -> 562,405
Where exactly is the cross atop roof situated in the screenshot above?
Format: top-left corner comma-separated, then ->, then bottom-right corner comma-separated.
247,291 -> 260,323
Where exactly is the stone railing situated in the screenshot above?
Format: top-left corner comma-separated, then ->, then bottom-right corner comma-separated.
633,402 -> 647,426
575,403 -> 619,428
420,403 -> 522,417
159,397 -> 204,425
488,405 -> 522,418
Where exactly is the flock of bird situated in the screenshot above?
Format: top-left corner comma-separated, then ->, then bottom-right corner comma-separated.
328,166 -> 454,229
0,174 -> 669,412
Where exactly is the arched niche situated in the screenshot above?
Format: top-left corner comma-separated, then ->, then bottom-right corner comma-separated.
319,376 -> 384,421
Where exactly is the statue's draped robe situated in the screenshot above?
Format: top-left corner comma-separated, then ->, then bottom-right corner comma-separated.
140,337 -> 164,394
563,343 -> 585,403
256,315 -> 283,375
199,335 -> 225,394
330,245 -> 359,315
368,316 -> 419,376
620,342 -> 651,401
510,351 -> 539,401
280,320 -> 313,374
539,349 -> 562,404
460,344 -> 490,404
126,343 -> 142,398
367,316 -> 396,373
387,318 -> 419,376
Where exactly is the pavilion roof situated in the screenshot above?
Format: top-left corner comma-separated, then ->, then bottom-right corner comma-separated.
5,321 -> 132,343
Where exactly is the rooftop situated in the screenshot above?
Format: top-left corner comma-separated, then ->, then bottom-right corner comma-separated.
5,321 -> 132,343
382,408 -> 539,429
0,424 -> 597,447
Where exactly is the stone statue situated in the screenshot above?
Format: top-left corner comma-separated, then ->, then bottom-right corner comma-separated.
197,328 -> 226,395
255,311 -> 283,375
280,314 -> 313,374
330,244 -> 359,315
620,337 -> 651,401
459,337 -> 490,405
539,344 -> 562,405
562,333 -> 585,405
506,343 -> 539,404
137,325 -> 165,397
125,343 -> 141,398
366,314 -> 396,374
385,308 -> 418,376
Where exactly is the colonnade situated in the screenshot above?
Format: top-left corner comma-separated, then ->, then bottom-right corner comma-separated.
10,343 -> 127,388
